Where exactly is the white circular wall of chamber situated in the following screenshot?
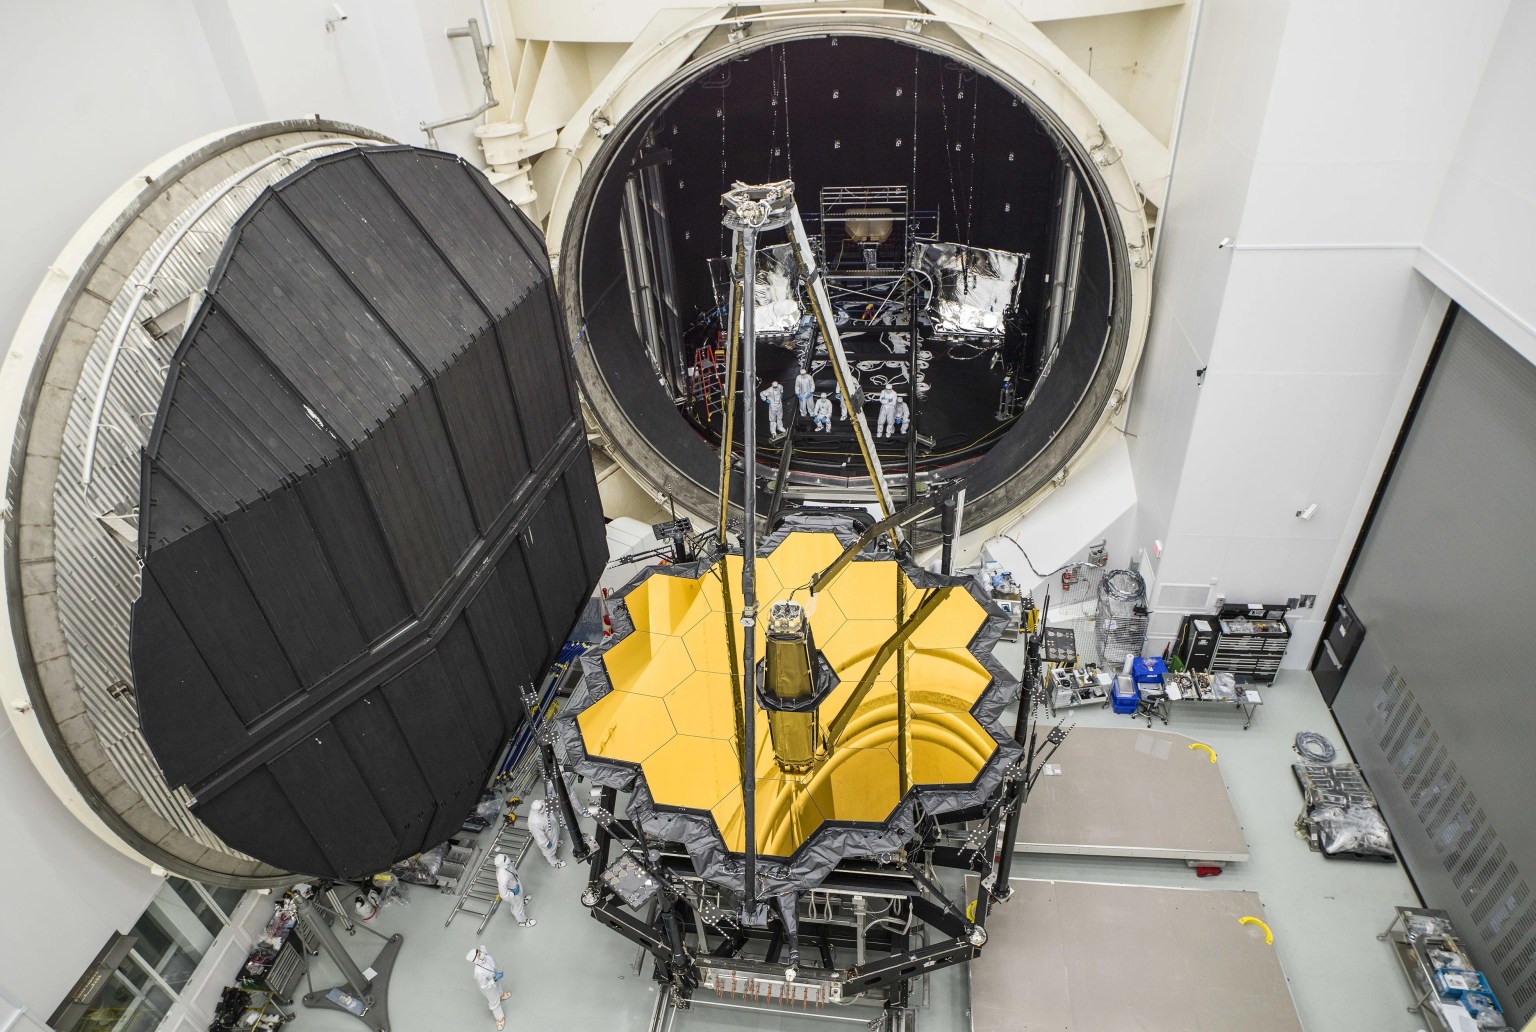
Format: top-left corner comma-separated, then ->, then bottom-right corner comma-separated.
555,18 -> 1154,531
3,120 -> 388,886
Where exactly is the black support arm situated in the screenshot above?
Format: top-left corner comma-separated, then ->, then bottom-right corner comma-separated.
843,937 -> 977,996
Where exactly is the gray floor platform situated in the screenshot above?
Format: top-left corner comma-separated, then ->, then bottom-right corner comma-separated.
970,878 -> 1303,1032
1016,726 -> 1249,863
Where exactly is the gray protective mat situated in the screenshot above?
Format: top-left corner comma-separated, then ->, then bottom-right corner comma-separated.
1017,726 -> 1249,861
971,879 -> 1303,1032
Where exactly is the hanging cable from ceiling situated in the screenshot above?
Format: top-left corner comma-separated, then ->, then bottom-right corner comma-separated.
909,47 -> 920,214
717,66 -> 729,257
769,47 -> 782,179
966,69 -> 980,246
938,63 -> 980,247
938,63 -> 961,245
779,44 -> 794,182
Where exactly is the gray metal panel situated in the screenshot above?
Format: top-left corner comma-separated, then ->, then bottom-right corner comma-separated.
1014,726 -> 1249,862
969,879 -> 1302,1032
1333,309 -> 1536,1021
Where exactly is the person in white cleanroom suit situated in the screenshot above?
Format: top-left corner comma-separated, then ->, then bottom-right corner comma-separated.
528,799 -> 565,869
812,394 -> 833,432
760,380 -> 786,436
794,368 -> 816,418
494,853 -> 535,927
893,398 -> 910,436
467,945 -> 510,1030
835,383 -> 848,420
876,385 -> 899,437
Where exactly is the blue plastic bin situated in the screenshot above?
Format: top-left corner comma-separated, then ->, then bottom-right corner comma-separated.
1131,656 -> 1168,684
1461,991 -> 1502,1020
1110,675 -> 1140,715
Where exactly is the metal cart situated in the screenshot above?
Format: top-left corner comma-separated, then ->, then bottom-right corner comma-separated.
1378,906 -> 1514,1031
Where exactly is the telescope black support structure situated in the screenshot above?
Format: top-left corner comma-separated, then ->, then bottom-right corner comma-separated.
566,179 -> 1055,1027
940,491 -> 959,576
541,740 -> 593,863
738,223 -> 761,919
991,596 -> 1055,903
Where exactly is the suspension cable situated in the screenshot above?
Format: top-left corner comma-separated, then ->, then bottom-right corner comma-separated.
780,45 -> 794,182
938,63 -> 960,242
967,69 -> 980,244
910,47 -> 920,213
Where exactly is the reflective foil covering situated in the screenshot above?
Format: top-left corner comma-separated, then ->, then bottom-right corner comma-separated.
558,512 -> 1022,896
750,244 -> 803,337
918,242 -> 1025,340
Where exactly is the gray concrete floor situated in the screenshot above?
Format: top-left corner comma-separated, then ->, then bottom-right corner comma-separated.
282,641 -> 1424,1032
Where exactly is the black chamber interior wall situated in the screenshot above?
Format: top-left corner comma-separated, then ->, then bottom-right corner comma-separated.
658,39 -> 1064,321
575,35 -> 1121,519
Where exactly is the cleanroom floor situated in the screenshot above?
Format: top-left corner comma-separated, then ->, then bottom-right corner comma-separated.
280,650 -> 1423,1032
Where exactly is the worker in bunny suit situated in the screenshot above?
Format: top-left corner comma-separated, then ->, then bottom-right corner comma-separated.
812,394 -> 833,432
760,380 -> 786,437
528,799 -> 566,869
467,945 -> 510,1029
875,385 -> 899,437
794,367 -> 816,418
494,852 -> 535,927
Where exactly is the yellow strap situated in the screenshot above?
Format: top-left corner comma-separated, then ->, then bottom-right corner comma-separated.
966,899 -> 978,922
1189,742 -> 1217,763
1239,916 -> 1273,944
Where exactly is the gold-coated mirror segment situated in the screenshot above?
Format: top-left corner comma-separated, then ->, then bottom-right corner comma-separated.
712,739 -> 905,855
804,592 -> 847,651
680,616 -> 753,675
905,587 -> 988,650
624,572 -> 712,637
600,632 -> 694,696
577,530 -> 1005,862
641,735 -> 744,812
819,560 -> 902,621
664,671 -> 739,738
909,714 -> 998,784
819,618 -> 894,683
576,690 -> 678,765
906,648 -> 992,695
815,681 -> 996,786
762,531 -> 844,595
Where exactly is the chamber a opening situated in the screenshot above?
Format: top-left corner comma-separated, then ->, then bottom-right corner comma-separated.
570,32 -> 1128,523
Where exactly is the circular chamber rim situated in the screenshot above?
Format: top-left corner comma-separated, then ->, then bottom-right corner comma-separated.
562,21 -> 1140,532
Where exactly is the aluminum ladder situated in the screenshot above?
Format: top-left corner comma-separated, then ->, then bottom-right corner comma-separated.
444,818 -> 533,933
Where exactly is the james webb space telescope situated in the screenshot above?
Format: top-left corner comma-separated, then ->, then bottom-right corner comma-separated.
553,181 -> 1065,1026
710,185 -> 1027,350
